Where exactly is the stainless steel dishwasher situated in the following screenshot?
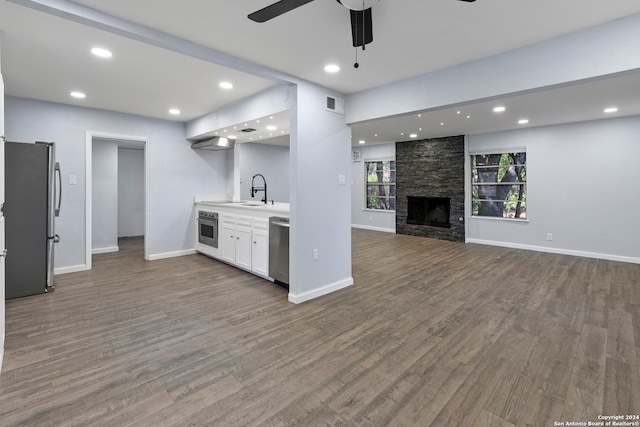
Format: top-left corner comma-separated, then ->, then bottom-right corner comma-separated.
269,217 -> 289,289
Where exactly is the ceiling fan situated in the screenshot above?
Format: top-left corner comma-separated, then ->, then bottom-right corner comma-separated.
248,0 -> 476,50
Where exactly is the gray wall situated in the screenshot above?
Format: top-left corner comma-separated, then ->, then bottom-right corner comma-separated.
5,96 -> 229,271
118,148 -> 145,238
351,143 -> 396,232
237,142 -> 289,203
466,115 -> 640,263
346,13 -> 640,125
289,82 -> 353,302
91,140 -> 119,252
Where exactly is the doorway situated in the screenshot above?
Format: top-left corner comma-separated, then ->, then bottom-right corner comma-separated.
85,132 -> 149,269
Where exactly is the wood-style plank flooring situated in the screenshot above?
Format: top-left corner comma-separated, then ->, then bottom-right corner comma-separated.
1,230 -> 639,426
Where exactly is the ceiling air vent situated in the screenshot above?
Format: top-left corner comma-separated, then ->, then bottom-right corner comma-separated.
325,95 -> 345,114
240,128 -> 257,133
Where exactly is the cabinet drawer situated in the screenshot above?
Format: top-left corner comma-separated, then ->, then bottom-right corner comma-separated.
236,215 -> 253,228
253,217 -> 269,231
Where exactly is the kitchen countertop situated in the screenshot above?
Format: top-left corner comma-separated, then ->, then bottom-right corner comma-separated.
195,198 -> 290,215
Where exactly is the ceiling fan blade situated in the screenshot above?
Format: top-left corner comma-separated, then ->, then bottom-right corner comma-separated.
350,8 -> 373,48
248,0 -> 316,22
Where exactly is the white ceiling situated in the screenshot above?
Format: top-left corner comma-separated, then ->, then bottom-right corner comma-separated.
2,0 -> 640,146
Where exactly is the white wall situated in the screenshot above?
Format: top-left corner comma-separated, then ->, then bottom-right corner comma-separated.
289,83 -> 353,303
351,143 -> 396,232
466,115 -> 640,263
0,41 -> 5,371
91,140 -> 119,253
118,148 -> 145,237
237,142 -> 289,203
5,96 -> 229,271
346,13 -> 640,125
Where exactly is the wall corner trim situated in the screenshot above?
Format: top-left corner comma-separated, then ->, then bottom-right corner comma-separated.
465,238 -> 640,265
288,277 -> 354,304
147,249 -> 197,261
92,246 -> 119,255
54,264 -> 90,275
351,224 -> 396,233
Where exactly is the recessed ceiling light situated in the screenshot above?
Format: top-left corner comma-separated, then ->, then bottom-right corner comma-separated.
266,125 -> 277,131
219,81 -> 233,90
169,108 -> 180,115
493,106 -> 506,113
440,122 -> 444,126
467,115 -> 471,119
70,91 -> 86,99
604,107 -> 618,113
457,111 -> 461,114
418,114 -> 422,118
359,140 -> 366,144
324,64 -> 340,73
410,134 -> 418,138
91,47 -> 112,58
518,119 -> 529,125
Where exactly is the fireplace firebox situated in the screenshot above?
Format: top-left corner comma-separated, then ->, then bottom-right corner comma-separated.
407,196 -> 451,228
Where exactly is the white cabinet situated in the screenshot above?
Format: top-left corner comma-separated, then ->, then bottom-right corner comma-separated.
220,214 -> 252,270
196,203 -> 289,281
251,218 -> 269,276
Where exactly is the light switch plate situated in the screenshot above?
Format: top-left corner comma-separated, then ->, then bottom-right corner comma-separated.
69,174 -> 77,185
338,174 -> 346,185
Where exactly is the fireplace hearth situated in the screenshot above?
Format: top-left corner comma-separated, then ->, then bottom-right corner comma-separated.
407,196 -> 451,228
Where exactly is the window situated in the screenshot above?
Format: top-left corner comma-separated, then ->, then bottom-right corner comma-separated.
471,151 -> 526,219
365,159 -> 396,210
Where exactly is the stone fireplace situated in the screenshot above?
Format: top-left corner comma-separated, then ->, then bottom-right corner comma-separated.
396,135 -> 465,242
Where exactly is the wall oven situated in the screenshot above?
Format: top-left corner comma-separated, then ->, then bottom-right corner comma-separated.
198,211 -> 218,248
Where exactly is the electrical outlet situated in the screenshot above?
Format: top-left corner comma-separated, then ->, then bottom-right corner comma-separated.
312,248 -> 319,261
546,233 -> 553,241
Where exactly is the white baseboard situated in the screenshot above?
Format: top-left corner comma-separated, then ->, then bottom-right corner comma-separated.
288,277 -> 354,304
54,264 -> 90,275
351,224 -> 396,233
148,249 -> 196,261
466,238 -> 640,265
92,246 -> 119,255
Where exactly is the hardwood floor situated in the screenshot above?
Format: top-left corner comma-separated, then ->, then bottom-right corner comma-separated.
1,231 -> 639,426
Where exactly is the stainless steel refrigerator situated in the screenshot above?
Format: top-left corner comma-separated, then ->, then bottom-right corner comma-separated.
4,141 -> 61,299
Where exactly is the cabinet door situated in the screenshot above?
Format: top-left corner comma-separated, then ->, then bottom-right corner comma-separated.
221,223 -> 236,264
251,229 -> 269,277
235,227 -> 252,270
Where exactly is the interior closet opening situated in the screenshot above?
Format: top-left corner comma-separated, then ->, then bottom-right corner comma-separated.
86,133 -> 148,269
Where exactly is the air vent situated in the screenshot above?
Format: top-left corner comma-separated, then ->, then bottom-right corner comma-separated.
325,95 -> 345,114
240,128 -> 257,133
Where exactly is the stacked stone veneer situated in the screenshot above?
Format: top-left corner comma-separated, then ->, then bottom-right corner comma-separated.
396,135 -> 465,242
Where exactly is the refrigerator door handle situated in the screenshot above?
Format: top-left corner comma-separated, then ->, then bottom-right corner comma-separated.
55,162 -> 62,217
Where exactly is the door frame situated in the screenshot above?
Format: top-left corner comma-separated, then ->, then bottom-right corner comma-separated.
85,131 -> 149,269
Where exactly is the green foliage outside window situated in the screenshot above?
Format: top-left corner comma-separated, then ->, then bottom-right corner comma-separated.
366,160 -> 396,211
471,152 -> 526,219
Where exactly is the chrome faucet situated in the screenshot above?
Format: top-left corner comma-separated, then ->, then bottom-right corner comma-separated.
251,173 -> 268,204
